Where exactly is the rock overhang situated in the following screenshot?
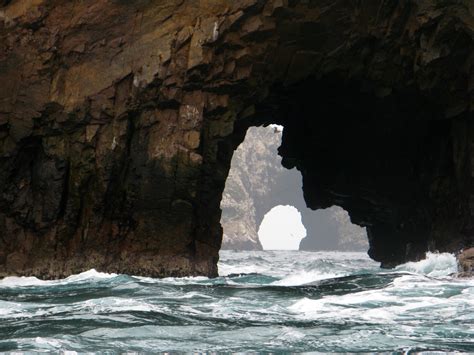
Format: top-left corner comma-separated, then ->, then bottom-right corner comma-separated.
0,0 -> 473,277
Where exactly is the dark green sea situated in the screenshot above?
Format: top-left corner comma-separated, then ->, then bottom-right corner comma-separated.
0,250 -> 472,353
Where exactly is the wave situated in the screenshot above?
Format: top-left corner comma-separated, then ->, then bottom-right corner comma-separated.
272,270 -> 343,286
394,252 -> 458,277
0,250 -> 473,353
0,269 -> 117,288
0,252 -> 459,291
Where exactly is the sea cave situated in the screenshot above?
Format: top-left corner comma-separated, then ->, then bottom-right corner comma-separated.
0,0 -> 473,278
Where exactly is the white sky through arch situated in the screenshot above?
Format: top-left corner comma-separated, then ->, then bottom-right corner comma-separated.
258,205 -> 306,250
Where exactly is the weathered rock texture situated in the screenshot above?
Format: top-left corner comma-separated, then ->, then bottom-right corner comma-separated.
1,0 -> 474,277
220,126 -> 367,251
457,247 -> 474,276
299,206 -> 369,252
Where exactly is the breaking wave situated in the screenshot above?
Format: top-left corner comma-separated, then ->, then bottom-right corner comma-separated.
0,250 -> 472,353
395,252 -> 458,277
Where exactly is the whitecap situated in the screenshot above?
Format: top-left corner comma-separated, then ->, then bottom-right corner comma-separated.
288,288 -> 404,324
0,300 -> 24,317
272,271 -> 342,286
169,291 -> 214,300
0,276 -> 47,287
0,269 -> 117,288
395,252 -> 458,277
277,327 -> 305,342
35,337 -> 62,348
64,269 -> 117,282
80,297 -> 162,314
134,275 -> 209,285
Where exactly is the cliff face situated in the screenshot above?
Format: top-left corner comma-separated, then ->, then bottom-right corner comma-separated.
220,126 -> 300,251
1,0 -> 473,277
221,126 -> 368,252
220,127 -> 281,251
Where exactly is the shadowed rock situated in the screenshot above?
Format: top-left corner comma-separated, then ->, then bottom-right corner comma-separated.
0,0 -> 473,277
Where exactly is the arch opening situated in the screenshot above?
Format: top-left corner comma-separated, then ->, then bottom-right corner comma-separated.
258,205 -> 306,250
1,0 -> 472,278
214,70 -> 469,270
220,125 -> 368,253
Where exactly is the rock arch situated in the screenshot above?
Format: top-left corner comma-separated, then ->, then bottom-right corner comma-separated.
220,126 -> 367,252
0,0 -> 473,277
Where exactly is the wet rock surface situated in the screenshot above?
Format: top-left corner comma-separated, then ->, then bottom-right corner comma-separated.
457,248 -> 474,276
0,0 -> 473,277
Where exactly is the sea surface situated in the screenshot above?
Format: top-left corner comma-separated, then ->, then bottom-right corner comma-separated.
0,250 -> 473,353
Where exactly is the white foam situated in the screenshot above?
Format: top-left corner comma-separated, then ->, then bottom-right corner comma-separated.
218,250 -> 379,280
0,276 -> 47,287
0,269 -> 117,288
170,291 -> 214,300
395,252 -> 458,277
35,337 -> 61,348
272,271 -> 342,286
288,287 -> 407,324
0,300 -> 23,317
64,269 -> 117,282
81,297 -> 162,314
278,327 -> 305,341
135,275 -> 209,285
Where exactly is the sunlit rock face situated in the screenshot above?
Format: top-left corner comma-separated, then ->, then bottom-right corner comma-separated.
0,0 -> 473,277
220,127 -> 280,251
221,127 -> 367,252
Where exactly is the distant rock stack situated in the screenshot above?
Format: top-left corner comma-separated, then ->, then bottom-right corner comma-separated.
220,126 -> 284,250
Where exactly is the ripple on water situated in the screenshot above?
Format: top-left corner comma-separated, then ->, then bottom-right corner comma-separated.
0,251 -> 473,353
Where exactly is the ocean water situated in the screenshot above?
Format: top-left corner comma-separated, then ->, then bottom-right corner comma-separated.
0,250 -> 473,353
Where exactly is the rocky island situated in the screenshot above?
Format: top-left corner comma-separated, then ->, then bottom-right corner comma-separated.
1,0 -> 473,278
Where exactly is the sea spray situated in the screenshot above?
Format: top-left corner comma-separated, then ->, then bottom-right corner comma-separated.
394,252 -> 458,277
0,269 -> 118,288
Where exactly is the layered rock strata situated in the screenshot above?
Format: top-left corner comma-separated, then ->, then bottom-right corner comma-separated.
0,0 -> 473,277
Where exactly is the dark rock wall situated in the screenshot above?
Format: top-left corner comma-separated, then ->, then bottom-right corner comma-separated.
0,0 -> 473,277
